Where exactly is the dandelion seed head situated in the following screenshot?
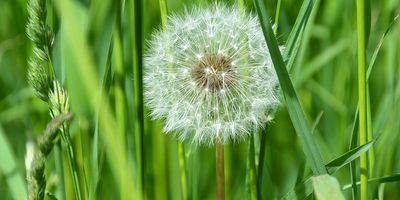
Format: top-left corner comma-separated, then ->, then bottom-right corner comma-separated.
144,3 -> 281,145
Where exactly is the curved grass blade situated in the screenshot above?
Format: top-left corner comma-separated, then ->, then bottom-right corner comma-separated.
284,0 -> 313,71
349,105 -> 360,200
342,174 -> 400,191
326,141 -> 374,174
253,0 -> 327,175
281,141 -> 374,199
368,174 -> 400,185
366,14 -> 399,77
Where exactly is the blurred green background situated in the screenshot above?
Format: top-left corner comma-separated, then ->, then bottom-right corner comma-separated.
0,0 -> 399,199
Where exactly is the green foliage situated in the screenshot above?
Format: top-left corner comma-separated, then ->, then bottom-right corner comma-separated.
0,0 -> 400,199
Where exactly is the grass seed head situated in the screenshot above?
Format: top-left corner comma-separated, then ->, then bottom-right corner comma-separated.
27,57 -> 49,101
49,81 -> 70,119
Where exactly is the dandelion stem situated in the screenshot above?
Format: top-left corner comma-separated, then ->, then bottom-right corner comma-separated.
355,0 -> 368,199
178,142 -> 188,200
216,142 -> 225,200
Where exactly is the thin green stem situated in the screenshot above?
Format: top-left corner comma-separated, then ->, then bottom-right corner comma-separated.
60,127 -> 82,200
356,0 -> 368,199
128,0 -> 144,197
257,127 -> 268,199
159,0 -> 168,28
248,135 -> 257,200
216,143 -> 225,200
113,1 -> 128,198
54,143 -> 66,200
366,87 -> 374,177
178,142 -> 188,200
274,0 -> 282,33
91,35 -> 114,200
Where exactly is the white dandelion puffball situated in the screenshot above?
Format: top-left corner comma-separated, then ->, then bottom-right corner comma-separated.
144,4 -> 280,145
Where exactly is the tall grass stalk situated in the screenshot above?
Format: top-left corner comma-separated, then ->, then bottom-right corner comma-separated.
257,128 -> 268,199
59,126 -> 82,200
178,142 -> 188,200
128,0 -> 145,197
54,144 -> 66,200
112,1 -> 129,198
273,0 -> 282,33
247,135 -> 257,200
355,0 -> 368,199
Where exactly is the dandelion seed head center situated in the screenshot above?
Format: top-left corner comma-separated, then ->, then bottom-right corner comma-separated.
191,54 -> 235,92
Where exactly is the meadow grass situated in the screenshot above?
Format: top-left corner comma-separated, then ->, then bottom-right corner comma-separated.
0,0 -> 400,199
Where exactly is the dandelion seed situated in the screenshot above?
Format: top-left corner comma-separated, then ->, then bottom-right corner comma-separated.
144,4 -> 281,145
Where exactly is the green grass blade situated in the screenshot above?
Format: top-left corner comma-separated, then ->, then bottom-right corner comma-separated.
55,1 -> 135,199
284,0 -> 313,71
257,128 -> 268,199
0,124 -> 27,200
127,0 -> 145,197
273,0 -> 282,33
355,0 -> 369,197
326,141 -> 374,174
253,0 -> 327,175
291,0 -> 320,77
282,141 -> 374,199
368,174 -> 400,185
342,174 -> 400,191
91,36 -> 113,200
112,3 -> 129,197
246,135 -> 257,200
366,15 -> 399,78
349,106 -> 360,200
